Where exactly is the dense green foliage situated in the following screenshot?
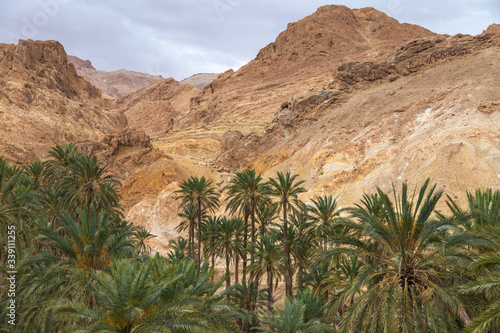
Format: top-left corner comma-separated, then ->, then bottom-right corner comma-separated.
1,145 -> 500,332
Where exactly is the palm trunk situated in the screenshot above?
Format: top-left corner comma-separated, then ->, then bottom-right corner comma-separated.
243,209 -> 249,282
246,199 -> 256,313
211,237 -> 216,281
297,261 -> 303,290
245,273 -> 254,313
283,201 -> 293,297
226,252 -> 231,299
235,245 -> 240,283
267,264 -> 273,312
188,220 -> 193,259
196,199 -> 202,281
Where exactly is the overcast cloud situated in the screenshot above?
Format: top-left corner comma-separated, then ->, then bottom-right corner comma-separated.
0,0 -> 499,80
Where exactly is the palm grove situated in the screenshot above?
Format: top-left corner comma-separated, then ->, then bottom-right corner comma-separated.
0,145 -> 499,333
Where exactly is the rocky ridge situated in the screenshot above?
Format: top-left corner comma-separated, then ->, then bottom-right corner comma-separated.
68,55 -> 161,98
0,40 -> 126,163
180,73 -> 219,90
117,6 -> 500,249
116,78 -> 200,138
1,5 -> 500,253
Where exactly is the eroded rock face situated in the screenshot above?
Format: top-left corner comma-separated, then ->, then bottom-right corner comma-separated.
174,5 -> 436,132
117,78 -> 200,138
67,55 -> 162,98
331,33 -> 500,91
0,40 -> 126,163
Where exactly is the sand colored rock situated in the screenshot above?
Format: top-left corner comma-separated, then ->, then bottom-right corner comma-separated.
1,6 -> 500,256
116,78 -> 200,138
0,40 -> 126,163
180,73 -> 219,90
68,55 -> 161,98
116,6 -> 500,253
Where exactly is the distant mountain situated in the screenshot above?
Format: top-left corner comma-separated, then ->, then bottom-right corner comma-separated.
116,78 -> 200,138
180,73 -> 219,90
67,55 -> 161,98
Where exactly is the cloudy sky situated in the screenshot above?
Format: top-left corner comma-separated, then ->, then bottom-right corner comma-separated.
1,0 -> 499,80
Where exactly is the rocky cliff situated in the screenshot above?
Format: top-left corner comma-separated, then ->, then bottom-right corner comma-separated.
0,40 -> 126,163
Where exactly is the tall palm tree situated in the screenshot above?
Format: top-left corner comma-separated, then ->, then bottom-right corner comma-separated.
288,203 -> 314,290
226,169 -> 268,249
176,202 -> 198,259
59,153 -> 122,216
328,180 -> 486,332
202,215 -> 221,271
226,169 -> 268,313
133,226 -> 156,256
207,216 -> 244,293
246,233 -> 285,312
267,171 -> 306,297
309,194 -> 339,251
176,176 -> 220,280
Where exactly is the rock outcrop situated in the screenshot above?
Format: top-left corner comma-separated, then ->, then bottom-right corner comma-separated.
0,40 -> 126,163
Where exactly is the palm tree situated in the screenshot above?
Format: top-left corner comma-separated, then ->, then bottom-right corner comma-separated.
38,205 -> 136,271
176,176 -> 220,280
0,158 -> 38,261
53,258 -> 239,332
255,200 -> 279,236
288,203 -> 314,291
246,233 -> 285,312
226,169 -> 268,314
309,194 -> 339,251
59,153 -> 122,215
267,171 -> 306,297
202,215 -> 221,271
461,253 -> 500,333
133,226 -> 156,256
226,169 -> 268,249
327,180 -> 486,332
207,216 -> 244,293
257,290 -> 334,333
176,202 -> 198,259
166,237 -> 188,263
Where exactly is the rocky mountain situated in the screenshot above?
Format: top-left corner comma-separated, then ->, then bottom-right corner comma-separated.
1,5 -> 499,252
119,5 -> 500,249
67,55 -> 161,98
116,78 -> 200,138
0,40 -> 127,163
180,73 -> 219,90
